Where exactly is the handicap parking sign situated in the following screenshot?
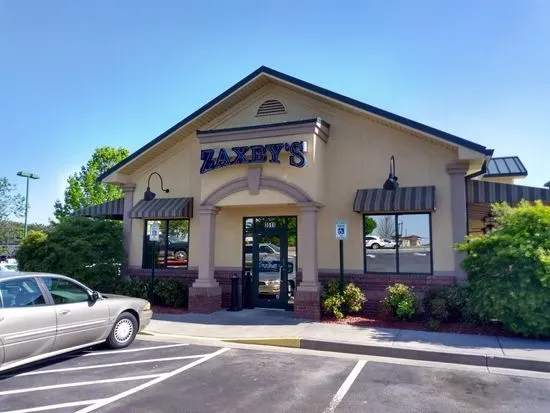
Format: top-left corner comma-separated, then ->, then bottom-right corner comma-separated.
335,220 -> 348,240
150,222 -> 160,242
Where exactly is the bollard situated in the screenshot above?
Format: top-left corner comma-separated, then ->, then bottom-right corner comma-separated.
242,270 -> 254,309
227,273 -> 242,312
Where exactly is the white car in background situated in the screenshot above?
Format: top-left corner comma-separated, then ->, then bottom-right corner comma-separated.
0,262 -> 18,272
365,235 -> 386,249
382,239 -> 397,249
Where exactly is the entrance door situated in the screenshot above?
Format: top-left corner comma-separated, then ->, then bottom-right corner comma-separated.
253,228 -> 289,309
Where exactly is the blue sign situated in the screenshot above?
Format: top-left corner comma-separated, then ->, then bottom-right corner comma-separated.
200,141 -> 306,174
259,260 -> 294,274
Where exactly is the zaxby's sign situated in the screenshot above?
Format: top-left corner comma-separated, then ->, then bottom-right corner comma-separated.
200,141 -> 306,174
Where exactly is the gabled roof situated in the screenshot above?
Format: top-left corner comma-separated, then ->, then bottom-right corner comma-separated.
99,66 -> 493,182
484,156 -> 527,178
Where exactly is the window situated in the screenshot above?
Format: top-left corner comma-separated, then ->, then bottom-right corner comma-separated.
364,213 -> 432,274
42,277 -> 90,304
0,278 -> 46,308
143,219 -> 190,269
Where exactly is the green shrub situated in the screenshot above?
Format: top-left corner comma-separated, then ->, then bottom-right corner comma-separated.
424,285 -> 478,326
427,297 -> 449,322
426,318 -> 441,331
154,279 -> 188,308
321,280 -> 366,319
121,279 -> 150,300
16,217 -> 124,291
115,278 -> 188,308
457,201 -> 550,337
383,283 -> 417,320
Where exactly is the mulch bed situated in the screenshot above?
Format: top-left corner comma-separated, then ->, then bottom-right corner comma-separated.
321,314 -> 531,338
152,305 -> 187,315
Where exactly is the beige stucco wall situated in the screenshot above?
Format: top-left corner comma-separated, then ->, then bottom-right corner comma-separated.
125,82 -> 461,274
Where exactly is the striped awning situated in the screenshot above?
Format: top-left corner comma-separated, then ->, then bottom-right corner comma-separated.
130,197 -> 194,219
353,186 -> 436,213
73,198 -> 124,220
468,180 -> 550,204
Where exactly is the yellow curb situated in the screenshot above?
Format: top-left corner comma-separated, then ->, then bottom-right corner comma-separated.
222,338 -> 301,348
138,331 -> 226,341
138,331 -> 301,348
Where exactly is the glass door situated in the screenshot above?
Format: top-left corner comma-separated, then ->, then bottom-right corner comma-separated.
253,228 -> 289,309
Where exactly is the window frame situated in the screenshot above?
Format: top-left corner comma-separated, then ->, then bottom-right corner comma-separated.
142,219 -> 190,269
362,212 -> 433,275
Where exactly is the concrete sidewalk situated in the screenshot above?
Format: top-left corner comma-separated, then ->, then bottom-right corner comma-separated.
143,309 -> 550,372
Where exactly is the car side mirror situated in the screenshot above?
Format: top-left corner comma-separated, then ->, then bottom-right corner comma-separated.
89,290 -> 100,301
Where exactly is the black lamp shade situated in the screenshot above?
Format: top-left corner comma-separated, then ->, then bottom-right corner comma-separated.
383,176 -> 399,190
144,187 -> 156,201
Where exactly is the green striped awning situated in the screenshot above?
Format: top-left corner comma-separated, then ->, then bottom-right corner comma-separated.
353,186 -> 436,213
468,180 -> 550,204
73,198 -> 124,220
130,197 -> 194,219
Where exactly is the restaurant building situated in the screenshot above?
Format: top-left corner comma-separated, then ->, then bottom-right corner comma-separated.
78,66 -> 550,320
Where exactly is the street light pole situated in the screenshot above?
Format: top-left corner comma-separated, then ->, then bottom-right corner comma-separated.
16,171 -> 40,238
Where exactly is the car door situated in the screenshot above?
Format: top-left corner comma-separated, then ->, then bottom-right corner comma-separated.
40,276 -> 111,351
0,277 -> 56,366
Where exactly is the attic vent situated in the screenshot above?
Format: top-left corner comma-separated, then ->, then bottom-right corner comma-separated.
256,99 -> 286,116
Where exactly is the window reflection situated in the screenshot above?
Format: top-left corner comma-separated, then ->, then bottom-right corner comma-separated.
364,215 -> 397,272
364,213 -> 432,274
143,220 -> 189,269
398,214 -> 431,273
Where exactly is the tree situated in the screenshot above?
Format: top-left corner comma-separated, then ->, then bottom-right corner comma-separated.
54,146 -> 129,220
0,177 -> 25,221
17,217 -> 124,291
377,216 -> 395,239
363,217 -> 377,236
457,201 -> 550,337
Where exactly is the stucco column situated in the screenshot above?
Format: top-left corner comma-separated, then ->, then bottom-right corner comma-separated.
295,203 -> 321,320
121,184 -> 136,279
447,162 -> 470,283
189,205 -> 222,313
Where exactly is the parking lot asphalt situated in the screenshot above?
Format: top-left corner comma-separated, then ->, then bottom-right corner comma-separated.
2,337 -> 550,413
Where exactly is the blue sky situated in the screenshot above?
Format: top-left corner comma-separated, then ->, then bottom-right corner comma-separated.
1,0 -> 549,225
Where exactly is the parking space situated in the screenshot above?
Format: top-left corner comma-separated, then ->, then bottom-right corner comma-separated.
2,337 -> 550,412
0,340 -> 228,413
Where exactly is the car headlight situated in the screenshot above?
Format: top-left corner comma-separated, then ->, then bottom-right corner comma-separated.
143,302 -> 151,311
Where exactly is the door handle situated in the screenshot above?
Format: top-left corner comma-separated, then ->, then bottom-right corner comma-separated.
59,310 -> 71,316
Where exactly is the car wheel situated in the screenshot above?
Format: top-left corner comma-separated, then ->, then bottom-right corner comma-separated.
107,312 -> 138,349
174,250 -> 187,261
371,243 -> 380,250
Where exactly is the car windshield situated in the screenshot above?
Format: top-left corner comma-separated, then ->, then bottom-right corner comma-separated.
1,264 -> 17,271
266,243 -> 280,252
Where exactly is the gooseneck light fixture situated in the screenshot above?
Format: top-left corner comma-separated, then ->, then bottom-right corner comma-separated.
482,210 -> 497,235
383,156 -> 399,190
144,172 -> 169,201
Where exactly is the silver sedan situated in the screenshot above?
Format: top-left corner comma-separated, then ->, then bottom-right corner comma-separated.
0,272 -> 153,372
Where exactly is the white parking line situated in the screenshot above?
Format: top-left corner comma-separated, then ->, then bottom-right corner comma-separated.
0,399 -> 107,413
0,374 -> 163,396
83,343 -> 189,356
76,347 -> 231,413
323,360 -> 367,413
8,354 -> 211,377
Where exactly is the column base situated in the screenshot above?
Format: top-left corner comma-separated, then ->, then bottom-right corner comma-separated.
294,288 -> 321,321
188,286 -> 222,314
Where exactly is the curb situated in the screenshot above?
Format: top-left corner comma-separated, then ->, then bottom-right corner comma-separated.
298,339 -> 550,373
223,338 -> 301,348
138,331 -> 550,373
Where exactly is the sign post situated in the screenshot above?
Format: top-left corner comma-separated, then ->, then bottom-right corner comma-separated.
335,220 -> 348,294
149,222 -> 160,305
